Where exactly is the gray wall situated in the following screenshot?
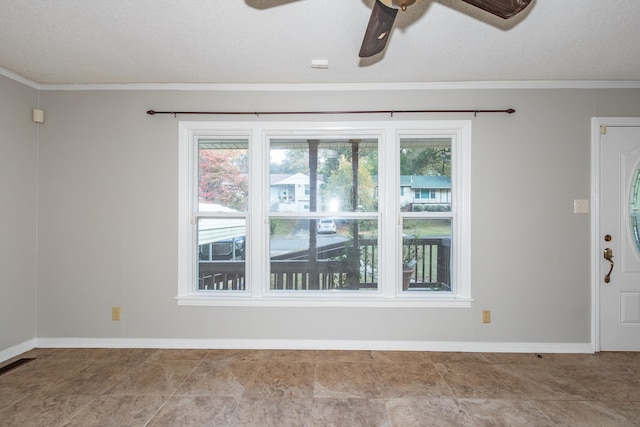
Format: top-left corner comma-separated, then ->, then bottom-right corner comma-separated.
5,84 -> 640,351
0,75 -> 38,352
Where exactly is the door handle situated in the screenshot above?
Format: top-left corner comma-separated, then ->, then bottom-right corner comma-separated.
603,247 -> 614,283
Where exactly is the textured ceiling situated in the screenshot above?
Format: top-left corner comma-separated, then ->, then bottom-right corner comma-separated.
1,0 -> 639,85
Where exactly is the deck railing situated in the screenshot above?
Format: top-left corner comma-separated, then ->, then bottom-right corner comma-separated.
198,237 -> 450,291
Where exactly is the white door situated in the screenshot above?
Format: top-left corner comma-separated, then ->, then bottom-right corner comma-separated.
596,119 -> 640,351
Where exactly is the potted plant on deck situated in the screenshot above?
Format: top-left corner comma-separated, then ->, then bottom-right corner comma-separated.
402,259 -> 417,291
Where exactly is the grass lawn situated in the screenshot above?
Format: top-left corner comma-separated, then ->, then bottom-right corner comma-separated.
403,218 -> 451,237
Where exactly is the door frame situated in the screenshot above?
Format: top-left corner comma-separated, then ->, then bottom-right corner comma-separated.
590,117 -> 640,352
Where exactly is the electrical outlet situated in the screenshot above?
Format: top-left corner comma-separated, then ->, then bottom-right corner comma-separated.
482,310 -> 491,323
112,307 -> 121,321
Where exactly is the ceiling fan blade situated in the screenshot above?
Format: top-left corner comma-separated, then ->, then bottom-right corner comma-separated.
359,0 -> 399,58
460,0 -> 532,19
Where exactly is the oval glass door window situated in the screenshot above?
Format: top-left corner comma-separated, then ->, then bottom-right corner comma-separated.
632,165 -> 640,253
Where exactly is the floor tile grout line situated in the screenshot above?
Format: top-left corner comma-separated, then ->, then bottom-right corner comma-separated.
527,399 -> 562,427
142,349 -> 212,426
368,354 -> 394,426
50,394 -> 96,426
432,360 -> 457,399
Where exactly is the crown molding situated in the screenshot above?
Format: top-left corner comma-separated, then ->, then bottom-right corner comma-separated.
35,80 -> 640,91
2,66 -> 640,91
0,67 -> 40,89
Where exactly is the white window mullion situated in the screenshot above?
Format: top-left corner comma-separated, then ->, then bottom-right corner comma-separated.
382,125 -> 398,298
249,127 -> 265,298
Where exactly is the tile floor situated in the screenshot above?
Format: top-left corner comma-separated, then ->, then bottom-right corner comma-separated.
0,348 -> 639,426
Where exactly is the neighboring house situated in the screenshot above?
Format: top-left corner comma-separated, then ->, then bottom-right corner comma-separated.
270,173 -> 325,212
400,175 -> 451,211
272,172 -> 447,214
198,203 -> 246,261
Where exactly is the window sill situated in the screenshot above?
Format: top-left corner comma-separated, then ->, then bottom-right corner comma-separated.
176,295 -> 473,308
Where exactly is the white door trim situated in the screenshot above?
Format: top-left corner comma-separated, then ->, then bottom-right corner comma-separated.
591,117 -> 640,352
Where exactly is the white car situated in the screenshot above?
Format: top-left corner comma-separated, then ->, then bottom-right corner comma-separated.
317,219 -> 337,234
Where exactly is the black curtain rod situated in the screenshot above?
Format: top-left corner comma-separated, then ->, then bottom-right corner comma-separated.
146,108 -> 515,118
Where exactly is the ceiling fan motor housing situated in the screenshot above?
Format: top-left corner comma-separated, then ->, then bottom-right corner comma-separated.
380,0 -> 417,11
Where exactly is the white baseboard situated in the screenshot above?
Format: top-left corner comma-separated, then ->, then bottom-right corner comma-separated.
0,339 -> 36,364
34,338 -> 594,354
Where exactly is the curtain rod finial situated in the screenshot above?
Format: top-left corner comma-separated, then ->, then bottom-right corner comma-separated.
146,110 -> 156,115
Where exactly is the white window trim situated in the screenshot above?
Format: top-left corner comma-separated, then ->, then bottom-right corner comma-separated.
178,120 -> 472,307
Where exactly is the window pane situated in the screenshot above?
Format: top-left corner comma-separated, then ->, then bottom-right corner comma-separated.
631,166 -> 640,254
270,139 -> 378,213
400,138 -> 451,212
270,218 -> 378,291
402,219 -> 451,292
199,139 -> 249,212
198,218 -> 246,291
